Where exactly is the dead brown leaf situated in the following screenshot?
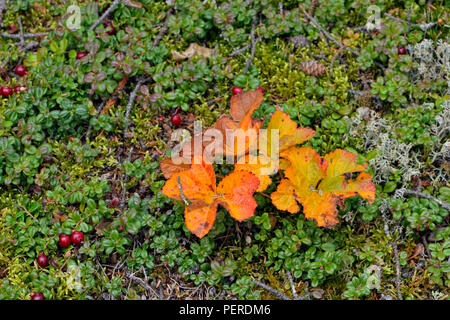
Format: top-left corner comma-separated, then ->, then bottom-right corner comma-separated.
101,76 -> 129,114
122,0 -> 143,8
408,243 -> 424,260
171,43 -> 213,62
51,210 -> 67,223
95,219 -> 112,236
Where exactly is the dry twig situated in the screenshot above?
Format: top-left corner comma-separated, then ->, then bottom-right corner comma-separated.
151,7 -> 174,49
229,35 -> 263,57
119,146 -> 134,210
252,279 -> 291,300
126,272 -> 161,298
177,176 -> 190,206
123,77 -> 151,139
384,13 -> 438,31
300,6 -> 386,71
17,16 -> 25,47
89,0 -> 122,32
402,189 -> 450,211
380,202 -> 403,300
0,31 -> 49,39
287,271 -> 299,300
253,273 -> 310,300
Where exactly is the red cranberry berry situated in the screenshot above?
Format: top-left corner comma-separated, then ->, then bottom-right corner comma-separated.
231,86 -> 243,95
15,65 -> 28,77
0,86 -> 13,97
58,234 -> 71,248
31,292 -> 45,300
37,253 -> 49,268
256,86 -> 264,94
171,114 -> 182,127
8,24 -> 17,33
398,46 -> 407,55
71,231 -> 84,246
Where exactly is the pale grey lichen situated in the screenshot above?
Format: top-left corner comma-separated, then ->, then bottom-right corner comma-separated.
410,39 -> 449,93
345,109 -> 420,187
345,99 -> 449,189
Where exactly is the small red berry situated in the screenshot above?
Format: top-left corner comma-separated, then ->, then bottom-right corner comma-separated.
0,86 -> 13,97
171,113 -> 182,127
256,86 -> 264,94
159,116 -> 164,122
76,52 -> 88,59
15,65 -> 28,77
58,234 -> 71,248
71,231 -> 84,246
231,86 -> 243,95
31,292 -> 45,300
105,22 -> 116,35
110,196 -> 120,208
398,46 -> 407,55
37,253 -> 49,268
14,86 -> 27,93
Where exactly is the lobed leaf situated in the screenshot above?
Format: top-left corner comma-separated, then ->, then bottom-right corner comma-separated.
162,160 -> 259,238
271,147 -> 375,227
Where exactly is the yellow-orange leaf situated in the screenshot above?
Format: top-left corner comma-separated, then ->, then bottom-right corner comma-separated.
271,147 -> 375,227
235,154 -> 278,192
264,110 -> 315,157
270,179 -> 299,213
162,161 -> 259,238
232,109 -> 312,192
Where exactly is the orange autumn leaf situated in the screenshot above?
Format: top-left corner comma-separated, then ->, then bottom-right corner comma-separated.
234,110 -> 314,192
161,91 -> 265,179
235,153 -> 278,192
160,131 -> 215,179
264,109 -> 315,157
162,160 -> 259,238
160,158 -> 191,179
271,147 -> 375,227
215,90 -> 264,157
216,169 -> 260,221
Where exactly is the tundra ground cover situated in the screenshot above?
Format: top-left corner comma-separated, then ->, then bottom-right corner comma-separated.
0,0 -> 448,300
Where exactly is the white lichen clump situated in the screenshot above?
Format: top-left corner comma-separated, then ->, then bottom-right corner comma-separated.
410,39 -> 450,93
345,100 -> 449,188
